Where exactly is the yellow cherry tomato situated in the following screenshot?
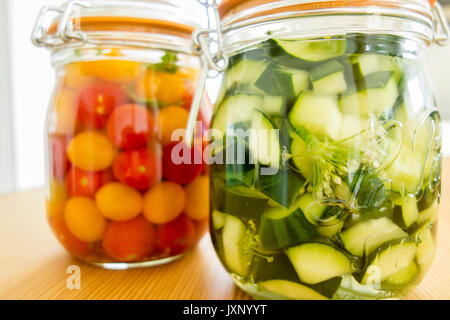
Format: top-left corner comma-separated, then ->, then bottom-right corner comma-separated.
50,89 -> 78,135
133,71 -> 186,105
154,72 -> 186,105
184,176 -> 209,221
80,50 -> 141,84
63,62 -> 94,89
67,131 -> 117,171
95,182 -> 143,221
46,180 -> 68,218
64,197 -> 107,242
143,182 -> 186,224
157,105 -> 190,145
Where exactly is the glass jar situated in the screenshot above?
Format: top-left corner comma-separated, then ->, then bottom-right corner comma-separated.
203,0 -> 448,299
33,0 -> 211,269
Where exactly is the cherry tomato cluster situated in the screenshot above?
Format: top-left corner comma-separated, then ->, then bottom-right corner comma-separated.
46,52 -> 210,264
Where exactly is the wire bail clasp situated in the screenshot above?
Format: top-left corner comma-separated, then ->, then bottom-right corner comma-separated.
432,2 -> 449,46
185,0 -> 229,147
31,0 -> 91,49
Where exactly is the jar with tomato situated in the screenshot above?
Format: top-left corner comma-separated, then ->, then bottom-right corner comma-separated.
33,0 -> 210,268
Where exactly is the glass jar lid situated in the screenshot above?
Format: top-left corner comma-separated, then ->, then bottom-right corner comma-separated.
218,0 -> 449,45
32,0 -> 205,52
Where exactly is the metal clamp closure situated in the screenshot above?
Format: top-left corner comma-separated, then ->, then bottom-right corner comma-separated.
432,2 -> 449,45
185,0 -> 229,147
31,0 -> 90,49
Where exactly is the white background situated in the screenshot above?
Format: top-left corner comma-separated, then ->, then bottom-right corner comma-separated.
0,0 -> 450,194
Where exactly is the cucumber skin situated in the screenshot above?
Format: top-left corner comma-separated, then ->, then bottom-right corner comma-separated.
260,208 -> 318,251
360,238 -> 417,284
212,180 -> 268,220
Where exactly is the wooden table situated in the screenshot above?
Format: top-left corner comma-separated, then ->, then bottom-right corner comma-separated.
1,162 -> 450,300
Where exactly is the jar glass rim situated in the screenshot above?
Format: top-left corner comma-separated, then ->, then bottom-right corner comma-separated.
34,0 -> 205,51
219,0 -> 434,30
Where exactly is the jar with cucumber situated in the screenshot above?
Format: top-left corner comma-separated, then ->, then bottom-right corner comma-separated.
206,0 -> 448,300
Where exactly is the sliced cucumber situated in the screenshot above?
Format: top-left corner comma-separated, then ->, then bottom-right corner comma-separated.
258,280 -> 328,300
338,217 -> 407,257
286,242 -> 352,284
352,54 -> 402,82
416,200 -> 438,226
262,95 -> 285,116
361,238 -> 417,284
260,206 -> 318,251
290,136 -> 314,180
385,261 -> 418,286
413,222 -> 436,271
338,114 -> 369,147
224,59 -> 269,89
222,215 -> 252,277
392,195 -> 419,229
212,95 -> 262,135
255,66 -> 310,104
289,91 -> 343,141
251,253 -> 300,283
248,109 -> 281,169
255,166 -> 306,209
310,60 -> 347,94
384,146 -> 424,194
213,182 -> 268,219
274,38 -> 347,62
295,193 -> 326,225
212,210 -> 226,230
340,71 -> 399,117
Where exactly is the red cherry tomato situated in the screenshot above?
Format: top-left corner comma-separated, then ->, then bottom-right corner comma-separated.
162,143 -> 203,185
48,216 -> 93,258
113,148 -> 161,190
156,215 -> 197,255
102,216 -> 156,261
107,104 -> 154,150
77,82 -> 128,129
65,167 -> 114,198
49,135 -> 71,181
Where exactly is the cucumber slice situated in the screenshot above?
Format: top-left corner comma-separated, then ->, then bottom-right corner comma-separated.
340,71 -> 399,117
384,146 -> 424,194
338,217 -> 407,257
212,95 -> 263,135
212,210 -> 226,230
255,166 -> 306,209
251,253 -> 300,283
338,114 -> 369,147
416,201 -> 438,226
286,242 -> 352,284
289,91 -> 343,141
295,193 -> 326,225
352,54 -> 403,82
258,280 -> 328,300
248,109 -> 281,168
222,215 -> 252,277
255,66 -> 311,105
224,59 -> 269,89
262,95 -> 286,116
213,182 -> 268,219
393,195 -> 419,229
362,238 -> 417,284
260,206 -> 318,251
385,261 -> 418,286
311,60 -> 348,94
274,38 -> 347,62
413,222 -> 436,271
290,136 -> 314,179
295,193 -> 345,238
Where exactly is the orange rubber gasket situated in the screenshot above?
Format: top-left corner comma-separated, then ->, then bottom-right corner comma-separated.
219,0 -> 431,22
48,16 -> 194,39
